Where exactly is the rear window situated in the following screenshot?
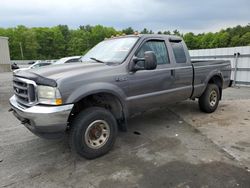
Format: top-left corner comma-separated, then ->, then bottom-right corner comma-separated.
171,42 -> 187,63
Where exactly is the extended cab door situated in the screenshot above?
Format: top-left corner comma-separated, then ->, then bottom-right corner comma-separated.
167,39 -> 193,101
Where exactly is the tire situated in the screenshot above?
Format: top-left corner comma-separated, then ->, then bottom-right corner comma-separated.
69,107 -> 118,159
198,84 -> 220,113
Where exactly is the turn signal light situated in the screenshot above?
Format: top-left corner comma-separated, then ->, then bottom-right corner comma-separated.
55,98 -> 62,105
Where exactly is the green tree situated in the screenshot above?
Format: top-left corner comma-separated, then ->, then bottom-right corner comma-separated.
1,24 -> 250,60
67,29 -> 88,55
230,35 -> 241,46
57,25 -> 70,55
22,30 -> 39,59
240,32 -> 250,46
183,32 -> 198,49
10,25 -> 29,59
210,31 -> 230,48
200,32 -> 214,49
163,31 -> 171,35
173,29 -> 181,36
141,28 -> 149,34
122,27 -> 134,35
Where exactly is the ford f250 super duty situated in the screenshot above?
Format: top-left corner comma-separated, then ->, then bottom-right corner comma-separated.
9,34 -> 231,159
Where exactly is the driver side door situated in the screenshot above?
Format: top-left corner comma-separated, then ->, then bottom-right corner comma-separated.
127,38 -> 175,115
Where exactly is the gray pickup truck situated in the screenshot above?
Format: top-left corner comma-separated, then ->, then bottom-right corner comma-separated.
9,34 -> 231,159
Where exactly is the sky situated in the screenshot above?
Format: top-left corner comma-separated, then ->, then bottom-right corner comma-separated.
0,0 -> 250,33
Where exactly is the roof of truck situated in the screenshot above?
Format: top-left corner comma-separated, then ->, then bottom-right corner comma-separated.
105,34 -> 182,41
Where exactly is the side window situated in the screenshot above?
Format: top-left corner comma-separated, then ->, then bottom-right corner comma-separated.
171,42 -> 187,63
66,58 -> 80,63
136,40 -> 170,65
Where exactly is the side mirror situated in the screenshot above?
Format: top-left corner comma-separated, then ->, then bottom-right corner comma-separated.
144,51 -> 157,70
130,51 -> 157,72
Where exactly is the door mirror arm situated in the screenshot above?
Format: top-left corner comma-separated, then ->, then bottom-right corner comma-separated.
129,57 -> 145,72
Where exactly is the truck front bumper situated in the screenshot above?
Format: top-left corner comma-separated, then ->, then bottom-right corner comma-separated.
9,95 -> 74,139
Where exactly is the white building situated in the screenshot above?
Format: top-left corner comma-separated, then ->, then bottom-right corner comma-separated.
190,46 -> 250,86
0,36 -> 11,72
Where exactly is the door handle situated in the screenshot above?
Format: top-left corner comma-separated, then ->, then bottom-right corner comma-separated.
171,69 -> 175,77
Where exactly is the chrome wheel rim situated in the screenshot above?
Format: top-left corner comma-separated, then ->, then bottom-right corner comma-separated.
209,90 -> 217,107
85,120 -> 110,149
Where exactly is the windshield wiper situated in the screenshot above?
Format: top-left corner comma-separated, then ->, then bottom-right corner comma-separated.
90,57 -> 105,64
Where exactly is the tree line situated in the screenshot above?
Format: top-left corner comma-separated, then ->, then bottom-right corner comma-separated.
0,24 -> 249,60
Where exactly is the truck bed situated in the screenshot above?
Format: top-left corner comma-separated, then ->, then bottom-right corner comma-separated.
191,60 -> 231,98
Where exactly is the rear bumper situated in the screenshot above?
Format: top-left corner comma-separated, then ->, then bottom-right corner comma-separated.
9,95 -> 73,139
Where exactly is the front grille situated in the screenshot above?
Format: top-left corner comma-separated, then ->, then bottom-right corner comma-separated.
13,77 -> 37,106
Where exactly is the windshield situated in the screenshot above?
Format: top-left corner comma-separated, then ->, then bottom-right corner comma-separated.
29,62 -> 40,69
81,37 -> 138,64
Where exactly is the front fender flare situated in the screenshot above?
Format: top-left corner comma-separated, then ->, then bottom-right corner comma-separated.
65,82 -> 129,119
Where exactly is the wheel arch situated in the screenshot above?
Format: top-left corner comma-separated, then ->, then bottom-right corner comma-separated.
208,75 -> 223,100
205,73 -> 223,100
67,88 -> 128,131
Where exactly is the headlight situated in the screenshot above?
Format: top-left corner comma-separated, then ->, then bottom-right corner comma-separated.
37,85 -> 62,105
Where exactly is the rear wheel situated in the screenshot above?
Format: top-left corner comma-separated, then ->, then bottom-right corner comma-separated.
69,107 -> 118,159
199,84 -> 220,113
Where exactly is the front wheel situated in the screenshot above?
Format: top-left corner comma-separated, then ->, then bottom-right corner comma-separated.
198,84 -> 220,113
69,107 -> 118,159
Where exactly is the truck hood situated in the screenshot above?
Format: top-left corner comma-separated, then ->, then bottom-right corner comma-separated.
30,62 -> 108,80
14,62 -> 109,87
13,67 -> 30,74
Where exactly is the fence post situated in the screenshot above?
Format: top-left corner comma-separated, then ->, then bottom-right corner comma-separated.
233,52 -> 240,87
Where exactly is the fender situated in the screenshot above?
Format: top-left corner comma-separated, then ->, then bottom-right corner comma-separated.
65,82 -> 129,119
201,70 -> 223,95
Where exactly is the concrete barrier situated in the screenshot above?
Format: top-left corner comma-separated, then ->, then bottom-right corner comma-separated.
0,64 -> 11,73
